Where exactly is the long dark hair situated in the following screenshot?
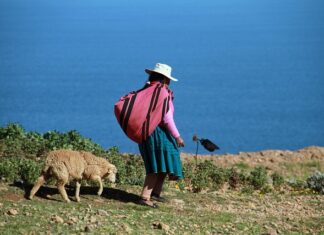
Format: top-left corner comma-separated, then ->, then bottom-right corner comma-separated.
148,72 -> 167,82
142,72 -> 168,89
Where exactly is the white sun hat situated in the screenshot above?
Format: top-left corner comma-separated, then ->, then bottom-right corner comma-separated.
145,63 -> 178,82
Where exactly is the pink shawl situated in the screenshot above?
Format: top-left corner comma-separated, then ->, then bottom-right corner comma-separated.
114,82 -> 173,143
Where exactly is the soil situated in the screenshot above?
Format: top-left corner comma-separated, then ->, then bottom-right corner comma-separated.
181,146 -> 324,172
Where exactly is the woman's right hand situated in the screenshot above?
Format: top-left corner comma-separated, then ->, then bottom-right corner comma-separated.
176,136 -> 185,147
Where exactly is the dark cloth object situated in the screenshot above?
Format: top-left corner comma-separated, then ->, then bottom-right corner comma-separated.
200,139 -> 219,152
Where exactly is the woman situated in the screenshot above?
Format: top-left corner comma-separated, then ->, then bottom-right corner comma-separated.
138,63 -> 185,208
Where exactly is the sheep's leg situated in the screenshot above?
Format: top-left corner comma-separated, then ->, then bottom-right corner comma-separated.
75,181 -> 81,202
29,173 -> 47,200
51,163 -> 70,202
57,180 -> 70,202
91,175 -> 103,196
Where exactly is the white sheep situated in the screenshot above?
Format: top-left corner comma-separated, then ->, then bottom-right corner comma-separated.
29,150 -> 117,202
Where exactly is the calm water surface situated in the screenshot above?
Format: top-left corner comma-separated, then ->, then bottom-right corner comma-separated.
1,0 -> 323,154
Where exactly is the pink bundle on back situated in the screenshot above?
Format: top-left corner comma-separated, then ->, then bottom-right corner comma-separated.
114,82 -> 172,144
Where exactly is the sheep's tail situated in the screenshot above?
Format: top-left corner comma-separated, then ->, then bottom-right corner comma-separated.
41,165 -> 51,174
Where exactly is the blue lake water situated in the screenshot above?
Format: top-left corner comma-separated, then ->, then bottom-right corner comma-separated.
1,0 -> 324,154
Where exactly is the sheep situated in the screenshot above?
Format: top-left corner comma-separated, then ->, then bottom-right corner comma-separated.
28,150 -> 117,202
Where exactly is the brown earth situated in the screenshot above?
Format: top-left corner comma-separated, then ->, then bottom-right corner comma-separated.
181,146 -> 324,176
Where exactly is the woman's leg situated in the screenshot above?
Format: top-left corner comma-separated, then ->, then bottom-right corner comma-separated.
141,173 -> 158,200
152,172 -> 167,196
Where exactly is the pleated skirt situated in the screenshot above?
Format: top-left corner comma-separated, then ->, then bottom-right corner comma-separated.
138,126 -> 184,180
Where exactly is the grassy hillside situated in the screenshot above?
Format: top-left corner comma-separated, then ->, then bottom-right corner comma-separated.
0,123 -> 323,234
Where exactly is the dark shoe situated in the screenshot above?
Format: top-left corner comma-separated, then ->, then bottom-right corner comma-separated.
137,198 -> 159,208
150,193 -> 168,203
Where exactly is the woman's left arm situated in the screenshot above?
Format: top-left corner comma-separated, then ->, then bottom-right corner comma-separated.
162,99 -> 185,144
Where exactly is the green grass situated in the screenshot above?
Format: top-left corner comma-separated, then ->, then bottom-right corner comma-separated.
233,162 -> 250,170
0,124 -> 323,234
0,184 -> 254,234
0,183 -> 323,234
280,161 -> 324,180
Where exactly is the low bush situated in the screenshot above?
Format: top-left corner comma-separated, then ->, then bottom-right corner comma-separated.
248,166 -> 268,190
287,178 -> 306,191
0,158 -> 42,184
0,158 -> 20,182
43,130 -> 105,156
0,123 -> 105,159
240,185 -> 254,194
228,167 -> 247,189
190,161 -> 214,192
260,184 -> 273,194
306,171 -> 324,194
19,159 -> 43,184
0,123 -> 317,195
184,160 -> 228,192
123,154 -> 145,185
271,172 -> 285,189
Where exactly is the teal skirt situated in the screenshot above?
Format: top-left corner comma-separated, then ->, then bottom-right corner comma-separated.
138,126 -> 184,180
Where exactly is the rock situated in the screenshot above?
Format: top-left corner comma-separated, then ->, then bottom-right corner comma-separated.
23,212 -> 29,216
121,223 -> 133,233
67,217 -> 78,225
170,199 -> 185,210
52,215 -> 64,223
0,185 -> 8,191
267,227 -> 278,235
7,209 -> 18,216
89,216 -> 96,223
152,222 -> 170,232
84,225 -> 93,233
248,202 -> 256,210
97,209 -> 109,216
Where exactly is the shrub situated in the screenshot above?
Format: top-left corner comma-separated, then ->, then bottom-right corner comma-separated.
0,123 -> 109,159
0,124 -> 26,158
182,161 -> 196,182
241,185 -> 254,194
43,130 -> 105,155
248,166 -> 268,190
210,166 -> 228,189
0,158 -> 20,182
123,154 -> 145,185
105,146 -> 127,184
22,132 -> 45,157
228,167 -> 247,189
271,172 -> 285,189
185,160 -> 228,192
0,158 -> 43,184
287,178 -> 306,191
260,184 -> 273,194
19,159 -> 43,184
0,123 -> 26,139
306,171 -> 324,194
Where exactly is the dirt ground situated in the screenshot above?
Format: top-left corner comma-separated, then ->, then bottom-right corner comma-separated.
181,146 -> 324,177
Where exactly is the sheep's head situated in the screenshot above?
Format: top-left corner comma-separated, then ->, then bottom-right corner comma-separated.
103,163 -> 117,183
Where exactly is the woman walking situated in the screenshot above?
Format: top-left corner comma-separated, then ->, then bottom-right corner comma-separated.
137,63 -> 185,208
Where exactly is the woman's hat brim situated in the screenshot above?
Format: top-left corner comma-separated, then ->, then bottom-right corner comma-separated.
145,69 -> 178,82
